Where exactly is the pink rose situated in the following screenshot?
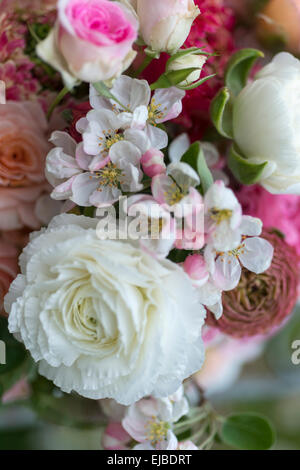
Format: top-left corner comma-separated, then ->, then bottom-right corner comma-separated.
37,0 -> 138,88
0,101 -> 49,187
0,239 -> 18,316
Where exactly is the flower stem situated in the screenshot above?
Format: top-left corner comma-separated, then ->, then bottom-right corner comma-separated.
133,55 -> 153,78
47,86 -> 70,120
173,411 -> 208,432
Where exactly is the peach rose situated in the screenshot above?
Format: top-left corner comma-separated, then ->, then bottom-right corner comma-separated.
0,239 -> 18,316
0,101 -> 50,187
0,184 -> 62,231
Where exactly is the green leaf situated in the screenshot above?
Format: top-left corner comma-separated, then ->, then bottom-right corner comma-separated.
221,413 -> 275,450
150,68 -> 201,90
210,87 -> 233,139
228,144 -> 268,185
225,48 -> 264,96
181,142 -> 213,194
178,74 -> 216,91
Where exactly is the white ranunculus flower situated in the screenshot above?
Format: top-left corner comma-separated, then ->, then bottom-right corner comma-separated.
136,0 -> 200,54
5,214 -> 205,405
233,52 -> 300,194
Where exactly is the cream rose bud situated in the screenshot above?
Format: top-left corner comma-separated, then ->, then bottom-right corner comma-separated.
5,214 -> 205,405
233,52 -> 300,195
137,0 -> 200,54
37,0 -> 139,89
167,53 -> 207,86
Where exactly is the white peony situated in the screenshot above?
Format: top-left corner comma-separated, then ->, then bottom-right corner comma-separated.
233,52 -> 300,194
5,214 -> 205,405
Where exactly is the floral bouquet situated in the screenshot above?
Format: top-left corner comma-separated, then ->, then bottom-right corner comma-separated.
1,0 -> 300,452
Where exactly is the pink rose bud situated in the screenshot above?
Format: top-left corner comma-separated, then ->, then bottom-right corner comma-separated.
184,254 -> 209,283
37,0 -> 139,88
141,149 -> 166,178
137,0 -> 200,54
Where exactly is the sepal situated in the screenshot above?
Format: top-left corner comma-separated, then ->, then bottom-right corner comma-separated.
228,144 -> 268,185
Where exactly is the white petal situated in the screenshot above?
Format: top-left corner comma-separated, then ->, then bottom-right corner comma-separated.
70,173 -> 98,206
239,237 -> 274,274
213,254 -> 242,291
111,75 -> 151,111
124,128 -> 149,154
168,162 -> 200,188
239,216 -> 262,237
145,124 -> 168,150
169,133 -> 190,163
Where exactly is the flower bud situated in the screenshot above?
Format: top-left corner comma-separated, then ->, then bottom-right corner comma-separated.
137,0 -> 200,54
167,53 -> 207,86
141,149 -> 166,178
184,254 -> 209,284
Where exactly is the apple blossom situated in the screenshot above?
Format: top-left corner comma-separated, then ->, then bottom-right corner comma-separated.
141,149 -> 166,178
205,218 -> 274,292
204,180 -> 243,252
89,76 -> 185,149
122,389 -> 188,448
46,131 -> 143,207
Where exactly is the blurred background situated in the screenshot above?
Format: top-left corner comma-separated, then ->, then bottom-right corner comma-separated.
1,306 -> 300,450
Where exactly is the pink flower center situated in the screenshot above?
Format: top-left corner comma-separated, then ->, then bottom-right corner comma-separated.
65,0 -> 137,47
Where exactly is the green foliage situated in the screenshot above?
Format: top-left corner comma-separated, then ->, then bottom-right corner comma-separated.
221,412 -> 275,450
225,48 -> 264,97
181,141 -> 213,194
30,376 -> 106,429
228,144 -> 268,185
210,87 -> 233,139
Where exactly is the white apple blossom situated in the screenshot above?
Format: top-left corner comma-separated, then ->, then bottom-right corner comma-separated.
205,217 -> 274,291
77,108 -> 149,170
5,214 -> 206,405
46,132 -> 143,207
122,388 -> 188,448
204,180 -> 243,252
89,76 -> 185,149
127,194 -> 177,258
184,254 -> 223,319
